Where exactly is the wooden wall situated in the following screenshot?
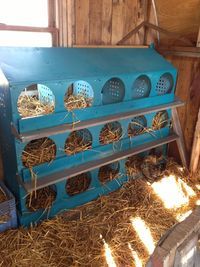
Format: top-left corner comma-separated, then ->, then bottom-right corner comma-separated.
166,55 -> 200,162
58,0 -> 200,47
74,0 -> 146,45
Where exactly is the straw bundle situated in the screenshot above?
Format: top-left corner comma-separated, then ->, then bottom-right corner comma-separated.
18,95 -> 54,118
26,186 -> 56,212
22,138 -> 56,168
99,123 -> 122,145
99,164 -> 119,184
65,131 -> 92,155
0,159 -> 199,267
64,94 -> 92,112
152,111 -> 169,130
66,173 -> 91,196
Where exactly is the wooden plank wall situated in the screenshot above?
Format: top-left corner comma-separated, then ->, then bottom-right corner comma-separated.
167,55 -> 200,163
74,0 -> 146,45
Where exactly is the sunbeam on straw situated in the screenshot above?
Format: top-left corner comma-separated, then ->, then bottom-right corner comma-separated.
151,175 -> 195,209
128,243 -> 143,267
100,235 -> 117,267
131,217 -> 155,255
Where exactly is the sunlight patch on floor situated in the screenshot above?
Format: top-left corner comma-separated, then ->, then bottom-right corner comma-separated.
151,175 -> 195,209
176,210 -> 192,222
128,243 -> 143,267
100,234 -> 117,267
196,199 -> 200,205
131,217 -> 155,255
195,184 -> 200,190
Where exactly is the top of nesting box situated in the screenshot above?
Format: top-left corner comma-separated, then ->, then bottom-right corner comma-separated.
0,47 -> 176,85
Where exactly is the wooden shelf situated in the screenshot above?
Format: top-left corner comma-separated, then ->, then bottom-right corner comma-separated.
13,97 -> 184,143
23,133 -> 179,193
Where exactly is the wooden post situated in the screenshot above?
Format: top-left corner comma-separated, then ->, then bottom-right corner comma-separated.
172,108 -> 188,168
197,27 -> 200,47
190,108 -> 200,173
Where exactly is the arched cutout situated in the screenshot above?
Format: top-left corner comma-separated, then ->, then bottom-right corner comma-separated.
128,115 -> 147,137
26,186 -> 56,212
102,78 -> 125,105
65,129 -> 92,155
66,172 -> 91,196
22,137 -> 56,168
156,73 -> 174,95
152,111 -> 169,130
99,121 -> 122,145
132,75 -> 151,99
98,162 -> 120,184
17,84 -> 55,118
64,80 -> 94,111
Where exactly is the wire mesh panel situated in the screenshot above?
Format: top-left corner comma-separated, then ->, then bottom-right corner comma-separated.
132,75 -> 151,99
64,81 -> 94,111
102,78 -> 125,105
156,73 -> 174,95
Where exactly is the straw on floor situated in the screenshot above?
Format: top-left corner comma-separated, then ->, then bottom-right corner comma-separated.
18,95 -> 55,118
0,159 -> 200,267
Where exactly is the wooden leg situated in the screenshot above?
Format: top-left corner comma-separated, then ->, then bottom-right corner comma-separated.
190,108 -> 200,173
172,108 -> 188,168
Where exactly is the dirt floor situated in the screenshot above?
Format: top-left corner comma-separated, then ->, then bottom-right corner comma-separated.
0,159 -> 200,267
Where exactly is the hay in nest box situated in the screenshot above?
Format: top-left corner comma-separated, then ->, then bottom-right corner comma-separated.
17,95 -> 55,118
22,138 -> 56,168
65,131 -> 92,155
126,155 -> 143,177
99,124 -> 122,145
1,159 -> 200,267
64,94 -> 92,112
99,164 -> 119,184
66,173 -> 91,196
26,186 -> 56,212
128,121 -> 146,137
152,111 -> 169,130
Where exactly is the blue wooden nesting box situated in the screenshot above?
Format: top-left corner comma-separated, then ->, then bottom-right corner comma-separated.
0,46 -> 181,226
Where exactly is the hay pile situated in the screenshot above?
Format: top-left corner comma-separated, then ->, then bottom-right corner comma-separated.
65,131 -> 92,155
26,187 -> 56,212
99,123 -> 122,145
0,159 -> 200,267
66,173 -> 91,196
64,94 -> 92,112
22,138 -> 56,168
18,95 -> 55,118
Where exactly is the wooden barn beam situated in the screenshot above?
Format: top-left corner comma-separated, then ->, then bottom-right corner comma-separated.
190,108 -> 200,173
157,46 -> 200,58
